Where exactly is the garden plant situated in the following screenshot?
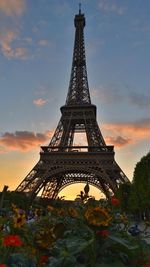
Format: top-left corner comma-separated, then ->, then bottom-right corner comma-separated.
0,191 -> 150,267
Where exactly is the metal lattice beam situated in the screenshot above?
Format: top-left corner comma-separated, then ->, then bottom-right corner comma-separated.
16,9 -> 129,200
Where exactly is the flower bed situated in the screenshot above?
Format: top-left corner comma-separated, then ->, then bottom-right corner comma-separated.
0,198 -> 150,267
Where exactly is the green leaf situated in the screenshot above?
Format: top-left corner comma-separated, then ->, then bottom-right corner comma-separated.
65,237 -> 93,254
48,255 -> 77,267
108,235 -> 139,250
95,262 -> 126,267
53,223 -> 65,239
8,253 -> 36,267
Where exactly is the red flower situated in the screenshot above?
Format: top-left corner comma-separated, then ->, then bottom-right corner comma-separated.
0,264 -> 7,267
3,235 -> 23,247
40,255 -> 49,264
111,197 -> 120,206
96,229 -> 109,237
144,264 -> 150,267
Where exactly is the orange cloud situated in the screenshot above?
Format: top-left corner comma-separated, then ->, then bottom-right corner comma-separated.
105,136 -> 132,147
98,0 -> 126,15
71,119 -> 150,148
38,39 -> 49,46
0,30 -> 16,56
0,131 -> 53,152
14,47 -> 28,59
33,98 -> 48,106
0,0 -> 26,16
103,119 -> 150,147
0,30 -> 28,59
0,0 -> 28,60
0,119 -> 149,153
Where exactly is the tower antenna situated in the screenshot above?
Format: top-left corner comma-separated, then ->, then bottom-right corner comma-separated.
79,3 -> 81,14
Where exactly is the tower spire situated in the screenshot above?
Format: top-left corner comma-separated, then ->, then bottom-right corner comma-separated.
79,3 -> 81,14
65,8 -> 91,106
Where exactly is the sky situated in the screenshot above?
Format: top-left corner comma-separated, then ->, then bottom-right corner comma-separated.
0,0 -> 150,200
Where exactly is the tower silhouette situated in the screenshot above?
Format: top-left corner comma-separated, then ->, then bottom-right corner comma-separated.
16,8 -> 129,200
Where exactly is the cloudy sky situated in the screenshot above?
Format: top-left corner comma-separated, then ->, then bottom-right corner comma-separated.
0,0 -> 150,199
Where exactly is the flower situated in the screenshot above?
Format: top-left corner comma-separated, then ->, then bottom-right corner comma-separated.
96,229 -> 109,238
40,255 -> 49,264
111,197 -> 120,206
13,214 -> 26,228
35,229 -> 54,249
11,203 -> 20,215
47,205 -> 54,212
120,214 -> 128,223
3,235 -> 23,247
34,208 -> 41,217
68,207 -> 78,217
0,264 -> 7,267
85,206 -> 111,227
144,264 -> 150,267
56,208 -> 68,216
144,221 -> 150,226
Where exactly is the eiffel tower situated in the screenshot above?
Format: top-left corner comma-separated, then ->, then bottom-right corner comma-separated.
16,6 -> 129,200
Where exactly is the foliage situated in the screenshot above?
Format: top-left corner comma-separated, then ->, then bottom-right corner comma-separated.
132,152 -> 150,213
116,152 -> 150,220
0,197 -> 150,266
0,191 -> 31,211
116,182 -> 132,212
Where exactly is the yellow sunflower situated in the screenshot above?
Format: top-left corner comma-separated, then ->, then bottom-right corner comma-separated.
12,204 -> 20,215
120,214 -> 128,223
35,229 -> 54,249
85,206 -> 111,227
68,207 -> 79,218
13,214 -> 26,228
56,208 -> 68,216
145,221 -> 150,226
47,205 -> 55,212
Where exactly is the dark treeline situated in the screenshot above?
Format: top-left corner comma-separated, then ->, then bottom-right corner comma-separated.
116,151 -> 150,221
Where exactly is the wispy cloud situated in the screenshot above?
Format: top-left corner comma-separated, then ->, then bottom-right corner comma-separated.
33,98 -> 48,107
24,37 -> 32,44
129,91 -> 150,108
0,0 -> 29,60
0,0 -> 26,17
0,30 -> 29,59
34,85 -> 48,96
132,18 -> 150,35
98,0 -> 126,15
0,30 -> 17,57
103,118 -> 150,147
53,2 -> 70,16
0,130 -> 53,152
87,39 -> 105,57
105,136 -> 132,147
91,85 -> 123,104
91,84 -> 150,109
38,39 -> 49,46
71,119 -> 150,148
0,119 -> 149,153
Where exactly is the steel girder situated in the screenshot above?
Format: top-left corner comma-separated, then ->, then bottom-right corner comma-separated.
16,150 -> 128,200
15,10 -> 129,200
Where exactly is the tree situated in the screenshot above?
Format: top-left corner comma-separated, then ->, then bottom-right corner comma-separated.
116,182 -> 132,212
0,191 -> 31,211
132,151 -> 150,219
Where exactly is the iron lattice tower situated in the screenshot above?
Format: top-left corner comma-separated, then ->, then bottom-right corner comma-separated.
16,8 -> 129,200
